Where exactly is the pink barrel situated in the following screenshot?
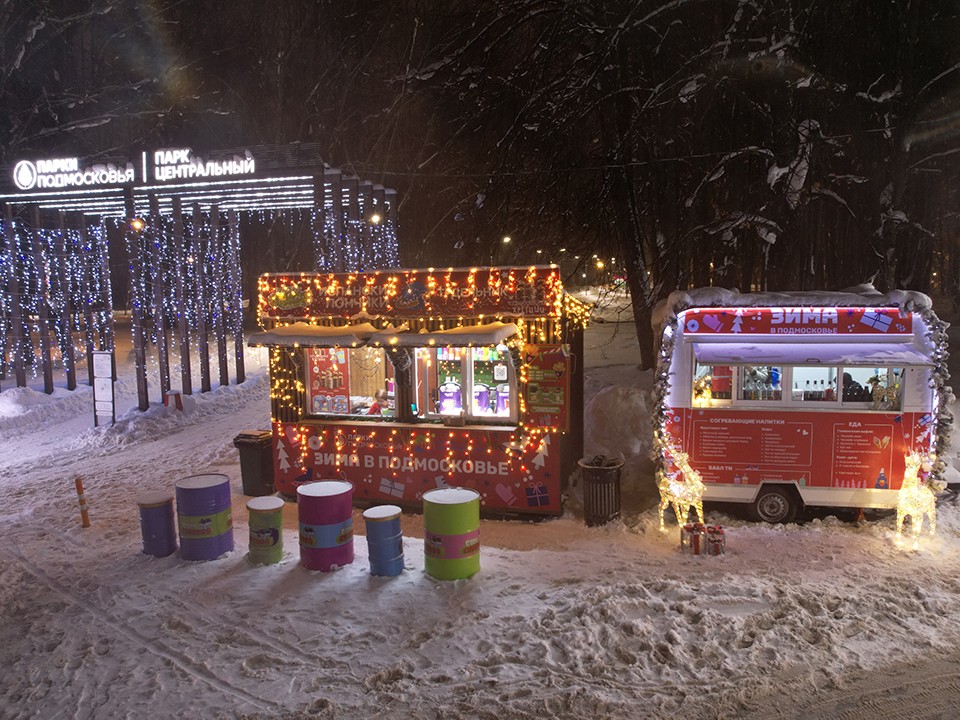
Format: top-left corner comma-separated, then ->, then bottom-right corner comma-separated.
297,480 -> 354,571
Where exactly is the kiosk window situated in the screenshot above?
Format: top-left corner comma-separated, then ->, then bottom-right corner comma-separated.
414,345 -> 515,422
305,347 -> 394,417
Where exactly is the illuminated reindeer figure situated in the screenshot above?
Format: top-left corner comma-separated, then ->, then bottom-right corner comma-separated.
658,444 -> 705,530
896,451 -> 937,548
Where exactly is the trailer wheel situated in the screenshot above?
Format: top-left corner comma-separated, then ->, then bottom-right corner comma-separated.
752,487 -> 798,524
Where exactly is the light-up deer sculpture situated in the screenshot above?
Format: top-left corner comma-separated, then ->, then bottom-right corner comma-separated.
658,444 -> 705,530
896,451 -> 937,548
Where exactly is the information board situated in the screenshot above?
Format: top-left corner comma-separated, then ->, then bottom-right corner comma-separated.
91,350 -> 115,427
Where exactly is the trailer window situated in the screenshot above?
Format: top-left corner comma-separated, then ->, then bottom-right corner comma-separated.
693,362 -> 733,404
304,347 -> 394,417
841,367 -> 902,410
740,365 -> 783,401
790,366 -> 839,402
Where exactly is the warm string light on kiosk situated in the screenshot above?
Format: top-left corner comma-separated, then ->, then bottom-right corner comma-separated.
256,265 -> 591,486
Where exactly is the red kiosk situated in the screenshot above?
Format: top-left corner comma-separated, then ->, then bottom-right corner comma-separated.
249,265 -> 590,516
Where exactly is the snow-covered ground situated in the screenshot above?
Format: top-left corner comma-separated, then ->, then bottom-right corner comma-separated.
3,288 -> 960,719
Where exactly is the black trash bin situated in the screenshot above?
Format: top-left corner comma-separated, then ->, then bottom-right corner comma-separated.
233,430 -> 275,496
578,455 -> 624,527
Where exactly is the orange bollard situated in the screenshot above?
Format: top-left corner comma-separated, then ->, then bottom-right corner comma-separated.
75,477 -> 91,528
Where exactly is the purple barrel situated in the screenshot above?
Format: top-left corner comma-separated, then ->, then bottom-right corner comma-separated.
175,474 -> 234,561
297,481 -> 354,571
137,491 -> 177,558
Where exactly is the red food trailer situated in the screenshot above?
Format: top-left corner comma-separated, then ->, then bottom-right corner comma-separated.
655,288 -> 950,523
248,265 -> 590,516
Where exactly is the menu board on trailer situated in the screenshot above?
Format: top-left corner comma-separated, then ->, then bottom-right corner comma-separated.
664,407 -> 934,490
523,344 -> 569,432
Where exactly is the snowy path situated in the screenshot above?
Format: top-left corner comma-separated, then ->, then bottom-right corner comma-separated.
3,303 -> 960,717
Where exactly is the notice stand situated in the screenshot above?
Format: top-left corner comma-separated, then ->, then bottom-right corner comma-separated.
92,350 -> 116,427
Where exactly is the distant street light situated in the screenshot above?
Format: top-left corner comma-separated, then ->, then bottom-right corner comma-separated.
370,213 -> 382,225
502,235 -> 511,244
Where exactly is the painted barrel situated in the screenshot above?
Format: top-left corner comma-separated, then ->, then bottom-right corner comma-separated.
137,491 -> 177,558
247,496 -> 285,565
423,487 -> 480,580
297,481 -> 354,571
362,505 -> 404,577
175,474 -> 234,561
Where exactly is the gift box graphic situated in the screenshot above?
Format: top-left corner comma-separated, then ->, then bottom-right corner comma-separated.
860,310 -> 893,332
379,478 -> 405,498
525,483 -> 550,507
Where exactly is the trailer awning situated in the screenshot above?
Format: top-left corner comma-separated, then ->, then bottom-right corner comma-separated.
247,322 -> 382,347
369,321 -> 519,348
692,342 -> 933,366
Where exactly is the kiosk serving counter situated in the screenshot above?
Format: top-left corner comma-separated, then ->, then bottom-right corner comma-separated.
249,265 -> 590,516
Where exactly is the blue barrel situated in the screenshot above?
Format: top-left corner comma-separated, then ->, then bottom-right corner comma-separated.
362,505 -> 404,577
137,491 -> 177,558
175,474 -> 234,561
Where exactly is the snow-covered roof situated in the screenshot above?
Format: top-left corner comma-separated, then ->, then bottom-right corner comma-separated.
246,321 -> 519,348
246,322 -> 381,348
370,321 -> 519,347
653,284 -> 934,336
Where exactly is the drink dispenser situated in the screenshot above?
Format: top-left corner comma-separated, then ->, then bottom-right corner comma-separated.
439,378 -> 462,414
495,383 -> 510,414
473,383 -> 490,414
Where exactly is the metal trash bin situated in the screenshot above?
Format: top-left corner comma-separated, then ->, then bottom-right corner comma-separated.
578,455 -> 624,527
233,430 -> 275,496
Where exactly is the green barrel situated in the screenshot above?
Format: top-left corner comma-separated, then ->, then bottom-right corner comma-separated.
423,487 -> 480,580
247,496 -> 285,565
